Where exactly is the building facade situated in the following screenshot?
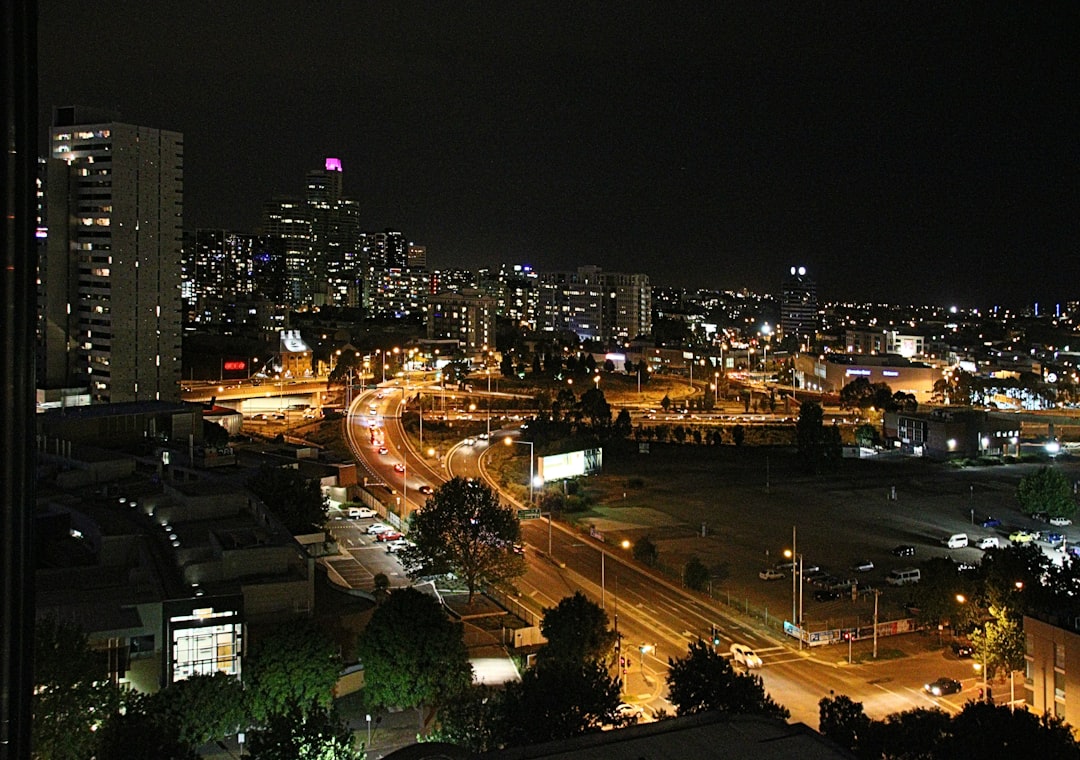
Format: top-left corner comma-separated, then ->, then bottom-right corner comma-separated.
42,107 -> 183,403
780,266 -> 818,348
427,289 -> 497,354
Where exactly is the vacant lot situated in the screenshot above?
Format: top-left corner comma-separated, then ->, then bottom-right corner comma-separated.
558,443 -> 1080,627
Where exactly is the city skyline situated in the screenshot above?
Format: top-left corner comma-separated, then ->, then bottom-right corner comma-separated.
38,2 -> 1078,307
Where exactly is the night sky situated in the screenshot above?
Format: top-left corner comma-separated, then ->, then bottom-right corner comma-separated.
38,2 -> 1079,306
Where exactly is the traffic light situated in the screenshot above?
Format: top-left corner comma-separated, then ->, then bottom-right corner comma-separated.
711,625 -> 720,646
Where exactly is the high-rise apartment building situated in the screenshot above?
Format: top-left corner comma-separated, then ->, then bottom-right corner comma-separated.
538,266 -> 652,345
42,107 -> 183,403
780,265 -> 818,348
427,289 -> 497,353
181,229 -> 286,329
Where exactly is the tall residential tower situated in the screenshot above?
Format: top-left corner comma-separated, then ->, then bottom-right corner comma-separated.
42,107 -> 183,403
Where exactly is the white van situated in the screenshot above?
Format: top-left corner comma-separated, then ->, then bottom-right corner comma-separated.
886,567 -> 921,586
976,536 -> 1000,550
943,533 -> 968,549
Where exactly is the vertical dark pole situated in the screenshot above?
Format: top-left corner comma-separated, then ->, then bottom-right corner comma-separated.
1,2 -> 38,758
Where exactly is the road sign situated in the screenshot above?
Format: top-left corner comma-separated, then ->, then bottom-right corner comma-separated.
518,508 -> 541,520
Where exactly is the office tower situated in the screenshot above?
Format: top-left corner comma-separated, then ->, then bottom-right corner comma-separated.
780,265 -> 818,348
43,107 -> 183,403
427,289 -> 497,353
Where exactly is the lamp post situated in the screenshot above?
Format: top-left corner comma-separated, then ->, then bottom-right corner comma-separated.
957,594 -> 988,701
785,526 -> 804,650
503,437 -> 536,504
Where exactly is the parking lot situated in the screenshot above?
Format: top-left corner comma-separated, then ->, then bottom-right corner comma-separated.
325,512 -> 414,592
578,446 -> 1080,629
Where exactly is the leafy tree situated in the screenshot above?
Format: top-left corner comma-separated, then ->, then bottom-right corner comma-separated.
660,394 -> 671,412
578,387 -> 612,430
538,592 -> 617,667
666,640 -> 789,720
890,391 -> 917,413
247,465 -> 329,534
970,603 -> 1025,680
500,661 -> 623,746
150,671 -> 249,747
731,424 -> 745,447
429,684 -> 505,754
93,694 -> 198,760
401,477 -> 523,602
907,556 -> 978,628
246,702 -> 359,760
862,706 -> 952,759
818,694 -> 871,753
613,408 -> 633,440
32,617 -> 123,760
795,401 -> 839,473
683,555 -> 710,591
633,535 -> 659,566
1017,466 -> 1075,518
854,423 -> 877,448
245,619 -> 342,722
839,377 -> 875,411
941,700 -> 1080,758
357,587 -> 472,712
500,352 -> 514,377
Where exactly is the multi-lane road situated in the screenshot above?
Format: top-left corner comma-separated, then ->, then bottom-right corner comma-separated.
337,382 -> 986,728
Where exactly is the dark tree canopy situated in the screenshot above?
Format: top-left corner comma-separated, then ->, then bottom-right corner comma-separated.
795,400 -> 840,474
247,465 -> 329,534
246,702 -> 359,760
357,587 -> 472,711
538,592 -> 617,667
500,661 -> 623,746
33,618 -> 123,760
666,640 -> 789,720
401,477 -> 523,601
245,618 -> 342,722
1017,466 -> 1075,518
150,671 -> 249,747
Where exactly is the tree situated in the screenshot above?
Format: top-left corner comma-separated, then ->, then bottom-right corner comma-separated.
633,535 -> 659,566
970,603 -> 1025,680
32,617 -> 124,760
401,477 -> 523,602
795,401 -> 839,474
854,423 -> 877,448
538,592 -> 617,667
660,394 -> 671,412
731,424 -> 745,447
246,702 -> 360,760
500,661 -> 623,746
818,694 -> 871,753
150,671 -> 249,748
613,408 -> 633,440
683,555 -> 710,591
93,694 -> 199,760
1017,466 -> 1075,519
578,387 -> 612,430
666,640 -> 789,720
247,465 -> 329,535
357,587 -> 472,713
428,684 -> 505,754
245,619 -> 342,722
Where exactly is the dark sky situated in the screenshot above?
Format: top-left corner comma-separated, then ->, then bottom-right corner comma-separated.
38,2 -> 1079,306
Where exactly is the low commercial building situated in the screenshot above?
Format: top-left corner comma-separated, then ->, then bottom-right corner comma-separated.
882,407 -> 1020,459
793,353 -> 940,401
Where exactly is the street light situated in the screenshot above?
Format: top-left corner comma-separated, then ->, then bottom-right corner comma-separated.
785,526 -> 804,649
503,437 -> 537,504
956,594 -> 988,702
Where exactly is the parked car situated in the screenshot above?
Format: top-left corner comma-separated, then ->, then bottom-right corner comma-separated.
952,642 -> 974,658
851,559 -> 874,573
347,507 -> 377,519
1043,532 -> 1065,544
814,589 -> 840,602
375,530 -> 404,542
923,677 -> 962,696
1009,530 -> 1036,543
892,545 -> 916,557
976,536 -> 1001,550
729,643 -> 763,668
759,568 -> 785,581
1050,517 -> 1073,526
366,523 -> 393,535
980,517 -> 1001,528
385,539 -> 413,553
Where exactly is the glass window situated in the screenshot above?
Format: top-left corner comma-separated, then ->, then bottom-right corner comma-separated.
1056,643 -> 1066,670
1055,669 -> 1066,700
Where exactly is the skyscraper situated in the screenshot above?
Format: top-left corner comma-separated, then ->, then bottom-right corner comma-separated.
780,265 -> 818,349
42,107 -> 183,403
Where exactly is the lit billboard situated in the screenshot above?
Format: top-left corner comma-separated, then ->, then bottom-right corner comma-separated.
537,448 -> 602,481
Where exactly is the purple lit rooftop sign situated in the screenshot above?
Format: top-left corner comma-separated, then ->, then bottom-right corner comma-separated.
325,157 -> 342,172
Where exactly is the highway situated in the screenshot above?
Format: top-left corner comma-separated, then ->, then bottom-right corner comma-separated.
338,383 -> 984,728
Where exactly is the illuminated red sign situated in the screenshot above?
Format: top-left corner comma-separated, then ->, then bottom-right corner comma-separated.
223,361 -> 246,371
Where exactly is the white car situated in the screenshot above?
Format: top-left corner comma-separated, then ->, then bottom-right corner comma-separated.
1051,517 -> 1073,527
347,507 -> 377,519
976,536 -> 1001,550
366,523 -> 393,535
729,643 -> 763,669
385,539 -> 413,553
758,568 -> 784,581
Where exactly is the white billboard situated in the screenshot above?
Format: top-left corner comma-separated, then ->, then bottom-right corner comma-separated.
537,448 -> 602,481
